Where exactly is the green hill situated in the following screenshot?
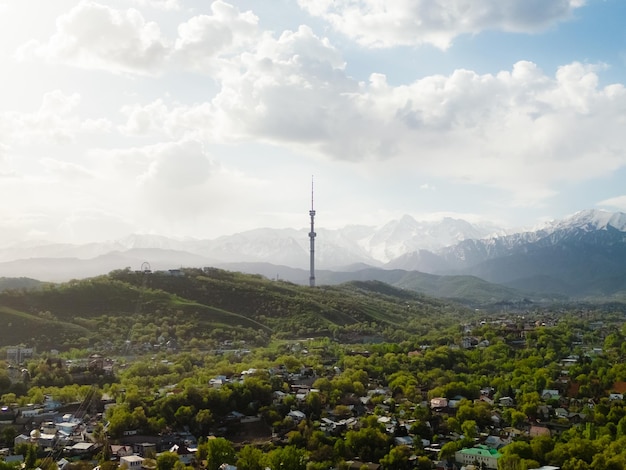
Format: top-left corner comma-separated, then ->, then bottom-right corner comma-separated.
0,276 -> 45,292
0,267 -> 472,353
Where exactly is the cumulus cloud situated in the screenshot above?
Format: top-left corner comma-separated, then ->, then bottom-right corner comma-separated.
207,52 -> 626,206
211,24 -> 351,143
173,1 -> 260,74
107,11 -> 626,210
16,1 -> 169,75
15,1 -> 263,76
15,1 -> 620,216
298,0 -> 585,49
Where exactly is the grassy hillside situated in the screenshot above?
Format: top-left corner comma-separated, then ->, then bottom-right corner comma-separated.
0,267 -> 472,353
220,263 -> 549,306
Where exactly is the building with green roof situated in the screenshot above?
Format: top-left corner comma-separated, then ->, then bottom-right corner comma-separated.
454,445 -> 502,469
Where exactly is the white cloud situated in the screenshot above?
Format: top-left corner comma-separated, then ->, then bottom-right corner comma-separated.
231,56 -> 626,207
598,195 -> 626,211
99,140 -> 217,220
298,0 -> 585,49
211,24 -> 351,144
16,1 -> 169,75
130,0 -> 180,11
90,139 -> 287,237
109,12 -> 626,211
173,1 -> 260,74
137,140 -> 214,189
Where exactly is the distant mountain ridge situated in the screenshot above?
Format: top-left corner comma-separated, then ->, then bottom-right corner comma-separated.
0,215 -> 500,269
1,209 -> 626,299
389,209 -> 626,297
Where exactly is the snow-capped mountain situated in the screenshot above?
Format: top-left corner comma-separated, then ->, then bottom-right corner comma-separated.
0,215 -> 494,269
547,208 -> 626,232
2,209 -> 626,298
389,209 -> 626,297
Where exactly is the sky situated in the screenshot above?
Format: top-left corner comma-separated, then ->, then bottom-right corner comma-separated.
1,0 -> 626,246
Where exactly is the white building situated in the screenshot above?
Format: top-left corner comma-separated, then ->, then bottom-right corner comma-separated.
120,455 -> 144,469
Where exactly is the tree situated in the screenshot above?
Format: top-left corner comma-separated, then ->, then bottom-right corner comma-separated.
236,445 -> 265,470
407,455 -> 428,470
379,445 -> 412,470
461,419 -> 478,440
497,454 -> 523,470
0,461 -> 20,470
156,451 -> 180,470
24,444 -> 37,470
530,435 -> 554,463
195,409 -> 213,435
1,426 -> 16,447
345,425 -> 391,462
200,437 -> 235,470
439,441 -> 462,463
266,445 -> 307,470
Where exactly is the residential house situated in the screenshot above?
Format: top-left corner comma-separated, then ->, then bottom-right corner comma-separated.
110,445 -> 134,459
455,445 -> 501,469
65,442 -> 97,456
209,376 -> 228,388
135,442 -> 157,458
120,455 -> 144,470
394,436 -> 414,448
541,389 -> 560,401
169,444 -> 195,465
15,431 -> 57,451
287,410 -> 306,423
529,425 -> 551,438
430,397 -> 448,410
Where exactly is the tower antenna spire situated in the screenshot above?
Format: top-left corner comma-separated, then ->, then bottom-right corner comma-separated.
308,175 -> 316,287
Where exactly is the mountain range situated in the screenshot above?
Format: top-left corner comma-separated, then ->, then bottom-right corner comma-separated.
2,209 -> 626,301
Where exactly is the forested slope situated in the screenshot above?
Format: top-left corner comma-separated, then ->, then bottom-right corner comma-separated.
0,267 -> 470,352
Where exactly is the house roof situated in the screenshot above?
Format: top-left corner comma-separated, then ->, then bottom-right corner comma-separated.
458,445 -> 501,458
70,442 -> 95,451
612,381 -> 626,394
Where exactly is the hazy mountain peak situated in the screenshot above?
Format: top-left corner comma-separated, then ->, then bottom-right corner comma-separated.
552,209 -> 626,232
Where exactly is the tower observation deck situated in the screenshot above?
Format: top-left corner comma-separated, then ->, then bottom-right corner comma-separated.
309,177 -> 316,287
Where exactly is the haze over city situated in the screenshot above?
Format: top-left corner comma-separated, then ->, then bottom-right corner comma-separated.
2,0 -> 626,247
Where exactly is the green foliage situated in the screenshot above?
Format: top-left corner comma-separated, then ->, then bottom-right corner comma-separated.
379,445 -> 412,470
197,437 -> 235,470
236,445 -> 265,470
0,267 -> 478,351
266,445 -> 307,470
344,419 -> 391,462
0,461 -> 20,470
156,452 -> 180,470
6,269 -> 626,470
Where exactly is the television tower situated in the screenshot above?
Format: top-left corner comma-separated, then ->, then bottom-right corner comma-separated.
308,176 -> 316,287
